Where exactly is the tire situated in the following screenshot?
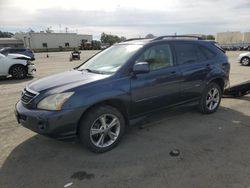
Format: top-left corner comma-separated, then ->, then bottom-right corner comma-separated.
78,105 -> 125,153
240,57 -> 250,66
199,83 -> 222,114
9,65 -> 27,79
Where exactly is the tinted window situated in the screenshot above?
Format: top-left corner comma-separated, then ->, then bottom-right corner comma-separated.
9,49 -> 15,53
196,46 -> 208,61
136,44 -> 173,71
14,49 -> 25,52
174,43 -> 199,64
199,45 -> 215,59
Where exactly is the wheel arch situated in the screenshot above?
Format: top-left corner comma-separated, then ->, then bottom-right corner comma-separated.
76,99 -> 129,135
240,56 -> 250,64
207,77 -> 225,91
241,56 -> 250,61
8,64 -> 28,75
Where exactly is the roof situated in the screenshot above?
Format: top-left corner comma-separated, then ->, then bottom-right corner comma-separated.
120,39 -> 152,45
119,36 -> 210,46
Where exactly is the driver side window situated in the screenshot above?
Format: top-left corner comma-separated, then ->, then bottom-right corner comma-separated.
136,44 -> 173,71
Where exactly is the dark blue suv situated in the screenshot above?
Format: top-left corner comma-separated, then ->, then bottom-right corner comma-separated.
15,36 -> 230,152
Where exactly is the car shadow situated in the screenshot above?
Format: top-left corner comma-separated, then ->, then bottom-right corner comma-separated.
0,105 -> 250,188
234,95 -> 250,102
0,76 -> 34,85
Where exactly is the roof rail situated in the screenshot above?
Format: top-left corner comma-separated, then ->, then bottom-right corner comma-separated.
153,35 -> 203,41
125,38 -> 147,42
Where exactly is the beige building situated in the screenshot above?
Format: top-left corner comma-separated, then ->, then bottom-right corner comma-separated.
216,31 -> 250,44
0,38 -> 24,48
14,32 -> 92,52
243,32 -> 250,43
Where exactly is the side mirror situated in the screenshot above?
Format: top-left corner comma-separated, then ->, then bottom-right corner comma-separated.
132,62 -> 150,74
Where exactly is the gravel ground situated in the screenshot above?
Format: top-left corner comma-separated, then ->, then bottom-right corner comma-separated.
0,50 -> 249,188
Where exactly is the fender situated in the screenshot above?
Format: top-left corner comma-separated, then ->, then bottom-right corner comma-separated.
63,76 -> 131,111
205,68 -> 228,89
8,62 -> 28,74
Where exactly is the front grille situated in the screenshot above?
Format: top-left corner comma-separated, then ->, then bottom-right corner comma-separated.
21,88 -> 38,104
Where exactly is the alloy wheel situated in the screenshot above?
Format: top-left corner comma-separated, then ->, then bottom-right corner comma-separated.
12,66 -> 26,78
241,57 -> 250,66
206,88 -> 220,111
90,114 -> 120,148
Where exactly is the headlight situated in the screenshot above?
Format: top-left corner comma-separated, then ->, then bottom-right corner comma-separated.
37,92 -> 74,110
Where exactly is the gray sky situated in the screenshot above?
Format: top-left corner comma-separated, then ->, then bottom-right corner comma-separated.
0,0 -> 250,39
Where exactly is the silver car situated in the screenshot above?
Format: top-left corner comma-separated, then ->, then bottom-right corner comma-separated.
238,52 -> 250,66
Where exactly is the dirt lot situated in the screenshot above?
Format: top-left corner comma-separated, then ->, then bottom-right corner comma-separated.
0,51 -> 249,188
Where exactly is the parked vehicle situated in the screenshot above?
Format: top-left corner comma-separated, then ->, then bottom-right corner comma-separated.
69,49 -> 81,61
15,36 -> 230,153
0,47 -> 35,60
0,53 -> 36,79
238,52 -> 250,66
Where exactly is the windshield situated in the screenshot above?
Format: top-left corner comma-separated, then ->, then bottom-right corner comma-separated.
78,44 -> 142,74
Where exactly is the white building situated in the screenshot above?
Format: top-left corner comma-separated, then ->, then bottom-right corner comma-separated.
14,32 -> 92,51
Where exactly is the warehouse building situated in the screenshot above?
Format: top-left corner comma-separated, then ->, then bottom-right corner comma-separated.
14,32 -> 92,52
0,38 -> 24,49
216,31 -> 250,44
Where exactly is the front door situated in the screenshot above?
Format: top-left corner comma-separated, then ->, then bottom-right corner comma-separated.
130,43 -> 182,117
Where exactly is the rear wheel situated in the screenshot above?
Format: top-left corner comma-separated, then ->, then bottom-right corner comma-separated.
241,57 -> 250,66
10,65 -> 27,79
78,105 -> 125,153
199,83 -> 222,114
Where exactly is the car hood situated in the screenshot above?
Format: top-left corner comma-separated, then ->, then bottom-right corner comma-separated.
7,53 -> 32,60
28,70 -> 110,93
239,52 -> 250,57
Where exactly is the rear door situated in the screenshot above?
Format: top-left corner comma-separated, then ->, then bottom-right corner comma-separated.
173,41 -> 215,101
130,43 -> 182,116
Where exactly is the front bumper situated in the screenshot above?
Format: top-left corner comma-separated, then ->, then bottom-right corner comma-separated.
27,64 -> 36,75
15,101 -> 85,139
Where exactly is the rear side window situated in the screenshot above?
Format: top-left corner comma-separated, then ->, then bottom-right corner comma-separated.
16,49 -> 25,52
174,43 -> 215,64
199,45 -> 216,59
174,43 -> 199,64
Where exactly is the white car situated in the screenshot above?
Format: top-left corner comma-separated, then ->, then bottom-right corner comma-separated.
238,52 -> 250,66
0,53 -> 36,79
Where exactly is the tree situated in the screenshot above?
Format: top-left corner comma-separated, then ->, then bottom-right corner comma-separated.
145,33 -> 155,39
206,35 -> 215,40
100,32 -> 126,45
201,34 -> 215,40
0,30 -> 14,38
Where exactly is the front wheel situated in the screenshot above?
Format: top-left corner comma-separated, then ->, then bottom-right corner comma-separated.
199,83 -> 222,114
10,65 -> 27,79
78,105 -> 125,153
241,57 -> 250,66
